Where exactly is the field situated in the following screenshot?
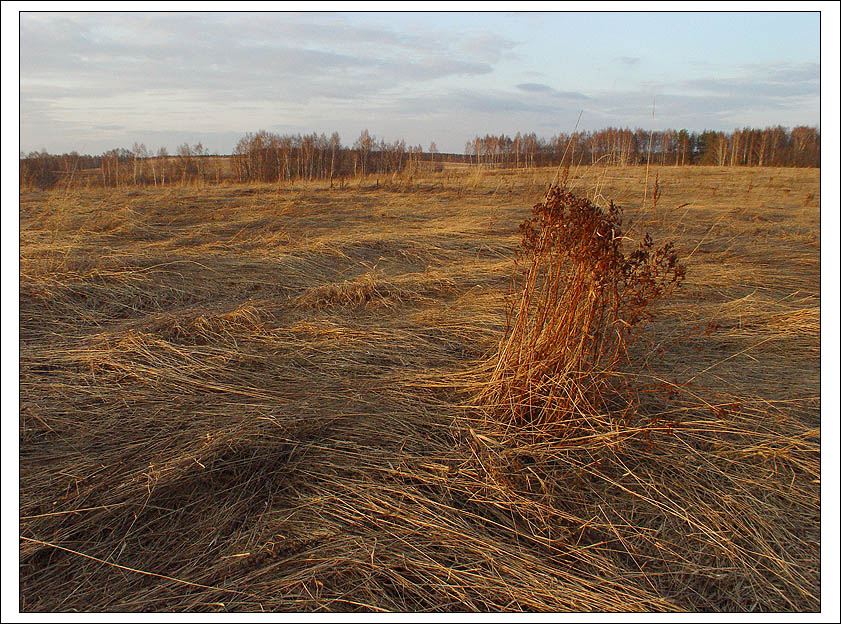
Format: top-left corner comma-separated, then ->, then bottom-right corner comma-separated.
19,165 -> 821,612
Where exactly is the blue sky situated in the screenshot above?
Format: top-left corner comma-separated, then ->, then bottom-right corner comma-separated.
18,10 -> 821,155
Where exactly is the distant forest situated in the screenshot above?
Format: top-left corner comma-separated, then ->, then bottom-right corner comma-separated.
20,125 -> 820,190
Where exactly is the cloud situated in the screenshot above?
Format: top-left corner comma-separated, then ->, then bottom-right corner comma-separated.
616,56 -> 641,67
580,86 -> 818,132
19,11 -> 516,154
19,13 -> 503,101
515,83 -> 590,100
457,32 -> 518,64
680,62 -> 819,99
516,83 -> 553,93
391,85 -> 597,121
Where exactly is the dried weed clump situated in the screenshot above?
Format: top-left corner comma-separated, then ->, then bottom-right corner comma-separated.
479,186 -> 685,436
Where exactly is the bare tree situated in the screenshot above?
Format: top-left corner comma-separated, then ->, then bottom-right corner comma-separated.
354,129 -> 373,178
157,147 -> 169,185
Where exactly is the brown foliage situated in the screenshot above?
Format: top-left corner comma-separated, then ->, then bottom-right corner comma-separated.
480,186 -> 685,433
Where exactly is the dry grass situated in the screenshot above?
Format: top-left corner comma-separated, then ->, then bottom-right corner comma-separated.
19,165 -> 820,612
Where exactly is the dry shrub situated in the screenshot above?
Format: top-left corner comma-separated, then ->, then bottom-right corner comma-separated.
479,186 -> 685,435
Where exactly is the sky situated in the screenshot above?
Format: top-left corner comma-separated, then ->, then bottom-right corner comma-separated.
18,9 -> 823,155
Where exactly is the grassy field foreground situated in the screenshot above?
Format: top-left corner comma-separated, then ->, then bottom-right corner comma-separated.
19,165 -> 820,611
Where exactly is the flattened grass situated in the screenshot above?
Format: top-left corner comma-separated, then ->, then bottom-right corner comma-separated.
19,166 -> 820,612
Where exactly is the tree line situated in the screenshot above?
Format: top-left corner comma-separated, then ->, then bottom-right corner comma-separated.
230,129 -> 432,184
18,142 -> 217,190
20,125 -> 819,190
465,126 -> 820,169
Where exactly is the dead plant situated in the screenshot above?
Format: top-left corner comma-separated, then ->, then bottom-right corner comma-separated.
478,186 -> 685,437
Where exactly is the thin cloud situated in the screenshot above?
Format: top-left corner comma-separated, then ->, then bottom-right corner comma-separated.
616,56 -> 641,67
20,13 -> 499,106
515,83 -> 590,100
457,32 -> 519,64
681,62 -> 819,99
516,83 -> 553,93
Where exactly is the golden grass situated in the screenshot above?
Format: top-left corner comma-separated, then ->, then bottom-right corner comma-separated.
19,165 -> 820,612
